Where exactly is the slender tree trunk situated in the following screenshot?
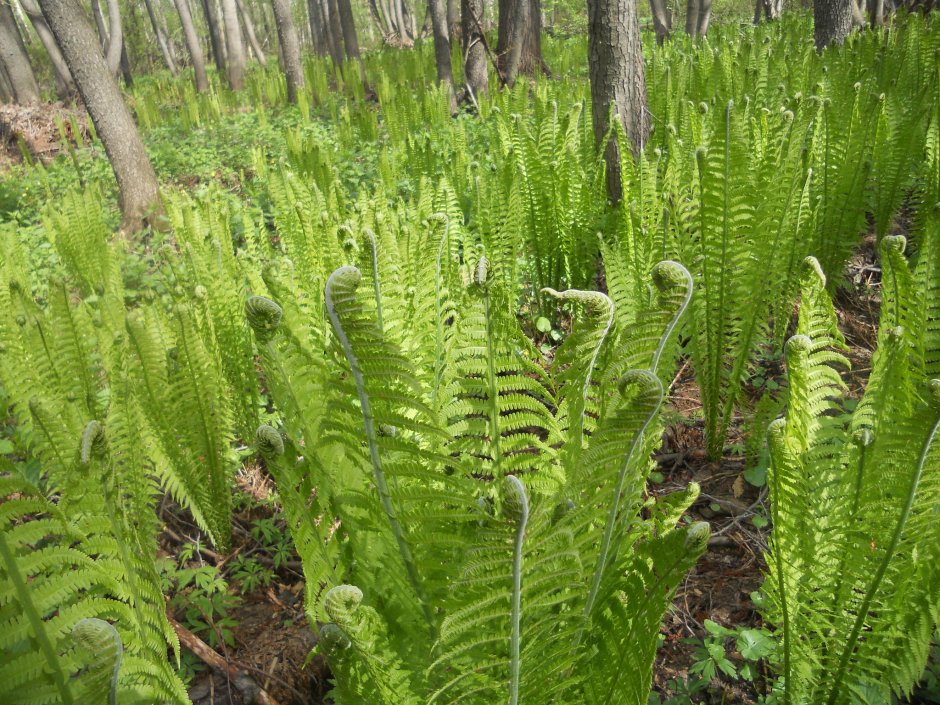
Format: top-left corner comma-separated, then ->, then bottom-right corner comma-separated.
462,0 -> 487,102
19,0 -> 76,98
0,61 -> 13,103
0,1 -> 40,103
271,0 -> 304,101
814,0 -> 853,49
867,0 -> 884,23
235,0 -> 267,65
649,0 -> 672,43
144,0 -> 180,74
587,0 -> 649,202
447,0 -> 459,38
428,0 -> 456,110
326,0 -> 346,64
685,0 -> 699,33
367,0 -> 392,41
336,0 -> 361,60
503,0 -> 529,86
102,0 -> 124,75
119,39 -> 134,86
203,0 -> 227,71
221,0 -> 246,88
175,0 -> 210,90
697,0 -> 711,34
308,0 -> 329,54
39,0 -> 163,232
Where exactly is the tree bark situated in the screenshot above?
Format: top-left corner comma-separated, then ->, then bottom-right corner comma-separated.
326,0 -> 345,65
0,61 -> 13,103
144,0 -> 180,74
447,0 -> 459,38
814,0 -> 853,50
39,0 -> 163,233
649,0 -> 672,43
235,0 -> 267,66
175,0 -> 210,90
19,0 -> 76,98
461,0 -> 487,102
308,0 -> 329,54
428,0 -> 456,110
336,0 -> 361,60
697,0 -> 711,34
102,0 -> 124,75
0,0 -> 40,103
221,0 -> 247,88
496,0 -> 543,81
587,0 -> 649,203
203,0 -> 227,71
119,39 -> 133,86
271,0 -> 304,102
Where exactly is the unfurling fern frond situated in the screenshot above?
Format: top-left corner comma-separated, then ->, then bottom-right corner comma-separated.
764,252 -> 940,704
318,585 -> 424,705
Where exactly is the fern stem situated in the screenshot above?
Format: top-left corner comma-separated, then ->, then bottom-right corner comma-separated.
825,399 -> 940,705
649,263 -> 692,376
433,214 -> 450,410
580,372 -> 663,630
325,267 -> 436,638
768,421 -> 792,705
505,475 -> 529,705
0,532 -> 76,705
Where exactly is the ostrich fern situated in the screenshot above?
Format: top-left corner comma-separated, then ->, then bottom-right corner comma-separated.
764,251 -> 940,704
249,244 -> 708,704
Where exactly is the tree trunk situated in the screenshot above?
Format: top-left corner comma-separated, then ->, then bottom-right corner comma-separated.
308,0 -> 329,54
271,0 -> 304,101
144,0 -> 180,74
102,0 -> 124,75
685,0 -> 698,33
496,0 -> 543,81
0,61 -> 13,103
326,0 -> 346,64
336,0 -> 361,60
0,1 -> 40,103
697,0 -> 711,34
39,0 -> 162,233
119,39 -> 134,86
814,0 -> 853,50
649,0 -> 672,43
235,0 -> 267,66
448,0 -> 460,38
428,0 -> 456,110
221,0 -> 246,88
462,0 -> 487,102
866,0 -> 884,23
366,0 -> 392,42
587,0 -> 649,203
203,0 -> 227,71
175,0 -> 210,90
19,0 -> 76,98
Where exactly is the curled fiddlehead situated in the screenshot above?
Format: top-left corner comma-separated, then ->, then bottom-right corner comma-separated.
245,296 -> 283,343
80,420 -> 106,464
255,424 -> 285,458
71,618 -> 124,705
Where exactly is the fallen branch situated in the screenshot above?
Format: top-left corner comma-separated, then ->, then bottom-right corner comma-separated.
167,615 -> 283,705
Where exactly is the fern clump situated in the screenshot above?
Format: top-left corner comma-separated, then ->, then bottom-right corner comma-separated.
248,239 -> 707,703
762,252 -> 940,704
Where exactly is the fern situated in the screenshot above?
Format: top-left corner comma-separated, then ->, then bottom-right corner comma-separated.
764,253 -> 940,704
